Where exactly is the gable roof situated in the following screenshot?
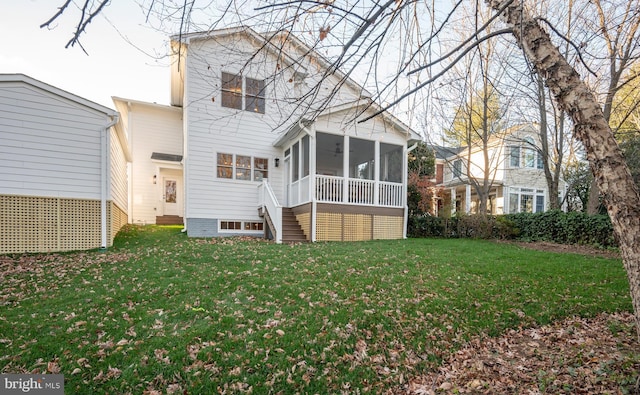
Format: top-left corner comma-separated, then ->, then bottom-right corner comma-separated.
171,26 -> 306,72
264,30 -> 372,99
435,124 -> 541,160
430,145 -> 465,160
0,73 -> 118,117
272,99 -> 420,147
169,26 -> 374,107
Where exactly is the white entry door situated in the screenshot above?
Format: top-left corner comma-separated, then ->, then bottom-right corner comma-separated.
163,178 -> 179,216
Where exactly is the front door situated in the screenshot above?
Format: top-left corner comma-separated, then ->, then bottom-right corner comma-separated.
163,178 -> 179,216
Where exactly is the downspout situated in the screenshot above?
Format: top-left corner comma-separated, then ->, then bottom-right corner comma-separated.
298,119 -> 316,241
101,114 -> 120,249
404,143 -> 419,239
181,38 -> 189,234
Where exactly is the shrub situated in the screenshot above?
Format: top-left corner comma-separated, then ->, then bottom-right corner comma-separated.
408,210 -> 615,248
407,215 -> 445,238
503,211 -> 616,248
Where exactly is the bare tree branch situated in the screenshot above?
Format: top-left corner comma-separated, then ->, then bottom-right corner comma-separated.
40,0 -> 73,29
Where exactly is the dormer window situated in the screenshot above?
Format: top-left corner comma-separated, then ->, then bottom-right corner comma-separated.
221,72 -> 265,114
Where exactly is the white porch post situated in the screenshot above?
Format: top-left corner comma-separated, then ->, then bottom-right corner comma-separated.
450,188 -> 456,215
465,184 -> 471,214
342,135 -> 349,204
503,186 -> 509,214
374,140 -> 380,205
310,132 -> 317,242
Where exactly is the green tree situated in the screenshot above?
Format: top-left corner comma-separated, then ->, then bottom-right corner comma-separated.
563,160 -> 592,212
445,87 -> 501,147
407,142 -> 436,217
407,142 -> 435,177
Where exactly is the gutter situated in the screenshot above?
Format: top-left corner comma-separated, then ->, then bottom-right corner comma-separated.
101,114 -> 120,249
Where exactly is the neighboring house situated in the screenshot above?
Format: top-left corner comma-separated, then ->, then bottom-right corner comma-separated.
0,74 -> 130,254
117,26 -> 420,242
437,124 -> 566,215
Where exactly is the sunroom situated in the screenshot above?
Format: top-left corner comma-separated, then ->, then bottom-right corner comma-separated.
259,109 -> 417,243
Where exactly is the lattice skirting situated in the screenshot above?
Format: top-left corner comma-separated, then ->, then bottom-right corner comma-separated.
315,212 -> 403,241
295,212 -> 311,240
0,195 -> 128,254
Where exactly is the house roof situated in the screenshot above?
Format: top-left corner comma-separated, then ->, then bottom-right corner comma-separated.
264,30 -> 372,98
0,73 -> 118,117
272,99 -> 420,147
429,145 -> 465,160
171,26 -> 306,72
112,96 -> 182,111
430,124 -> 541,161
169,26 -> 376,110
151,152 -> 183,162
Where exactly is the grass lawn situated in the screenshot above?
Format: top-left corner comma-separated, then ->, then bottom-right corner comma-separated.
0,225 -> 634,394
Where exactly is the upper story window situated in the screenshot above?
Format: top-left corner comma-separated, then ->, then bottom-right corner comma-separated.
509,137 -> 543,169
522,137 -> 536,168
453,159 -> 463,178
221,72 -> 266,114
217,153 -> 268,181
509,146 -> 520,167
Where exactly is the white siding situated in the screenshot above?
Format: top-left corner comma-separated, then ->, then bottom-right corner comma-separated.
183,34 -> 382,221
110,127 -> 128,212
184,36 -> 287,220
0,82 -> 111,199
315,108 -> 408,146
121,102 -> 183,224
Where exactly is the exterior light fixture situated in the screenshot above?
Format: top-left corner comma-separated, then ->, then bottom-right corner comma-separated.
275,158 -> 280,167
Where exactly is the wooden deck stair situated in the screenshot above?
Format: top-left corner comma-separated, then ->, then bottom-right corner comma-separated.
259,207 -> 308,243
155,215 -> 184,225
281,208 -> 308,243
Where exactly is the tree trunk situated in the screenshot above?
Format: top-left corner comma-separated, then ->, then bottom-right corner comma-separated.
537,74 -> 560,210
487,0 -> 640,338
586,178 -> 600,213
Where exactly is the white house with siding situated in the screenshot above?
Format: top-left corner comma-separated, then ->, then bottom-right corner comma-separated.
0,74 -> 130,253
116,26 -> 420,242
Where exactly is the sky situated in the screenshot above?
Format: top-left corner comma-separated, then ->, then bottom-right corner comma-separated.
0,1 -> 171,109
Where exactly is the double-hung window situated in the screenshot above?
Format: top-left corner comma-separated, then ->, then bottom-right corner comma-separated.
509,146 -> 520,167
221,72 -> 266,114
453,159 -> 463,178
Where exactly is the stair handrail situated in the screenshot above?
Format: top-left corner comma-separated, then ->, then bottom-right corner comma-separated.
258,179 -> 283,243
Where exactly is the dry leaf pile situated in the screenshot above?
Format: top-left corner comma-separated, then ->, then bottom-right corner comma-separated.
403,312 -> 640,394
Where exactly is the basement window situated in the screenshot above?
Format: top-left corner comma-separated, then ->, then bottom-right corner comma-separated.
219,220 -> 264,233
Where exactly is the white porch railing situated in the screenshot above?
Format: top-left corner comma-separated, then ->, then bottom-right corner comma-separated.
290,176 -> 311,207
379,181 -> 404,207
316,175 -> 344,203
348,179 -> 374,205
257,180 -> 283,243
315,175 -> 403,207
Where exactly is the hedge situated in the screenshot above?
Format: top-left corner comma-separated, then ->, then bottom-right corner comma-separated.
407,210 -> 616,248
